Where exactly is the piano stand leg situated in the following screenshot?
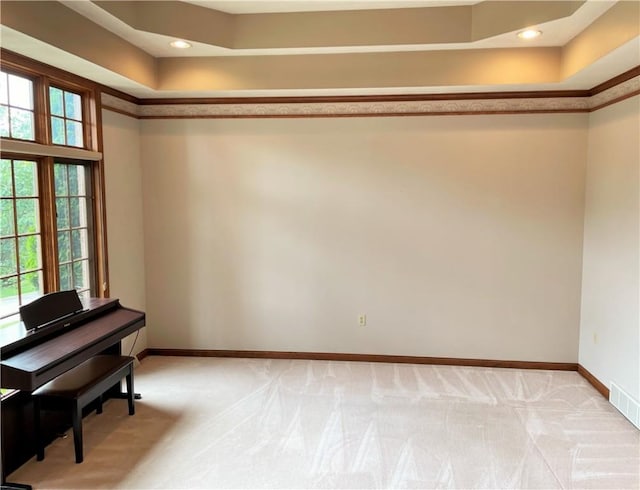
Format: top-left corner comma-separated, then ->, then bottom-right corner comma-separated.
1,482 -> 33,490
112,392 -> 142,400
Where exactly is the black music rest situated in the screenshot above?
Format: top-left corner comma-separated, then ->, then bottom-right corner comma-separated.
19,290 -> 84,332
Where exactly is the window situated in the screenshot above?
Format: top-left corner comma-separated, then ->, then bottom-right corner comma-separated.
0,52 -> 108,328
50,87 -> 84,147
0,71 -> 35,141
55,162 -> 94,298
0,158 -> 43,318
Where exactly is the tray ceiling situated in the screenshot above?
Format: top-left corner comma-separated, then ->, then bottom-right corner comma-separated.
0,0 -> 638,98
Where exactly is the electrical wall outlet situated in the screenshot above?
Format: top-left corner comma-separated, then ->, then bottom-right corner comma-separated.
358,314 -> 367,326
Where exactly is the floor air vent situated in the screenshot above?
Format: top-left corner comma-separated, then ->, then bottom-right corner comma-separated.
610,382 -> 640,429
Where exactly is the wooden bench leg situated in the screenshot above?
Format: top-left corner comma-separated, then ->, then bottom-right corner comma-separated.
32,356 -> 135,464
33,397 -> 44,461
126,366 -> 135,416
72,401 -> 83,464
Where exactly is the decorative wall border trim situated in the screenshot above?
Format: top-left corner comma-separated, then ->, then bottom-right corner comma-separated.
590,66 -> 640,95
138,97 -> 592,118
102,94 -> 139,119
102,66 -> 640,119
144,348 -> 610,400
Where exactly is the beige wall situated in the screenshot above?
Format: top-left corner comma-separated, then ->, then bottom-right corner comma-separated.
139,114 -> 587,362
102,109 -> 148,356
580,95 -> 640,399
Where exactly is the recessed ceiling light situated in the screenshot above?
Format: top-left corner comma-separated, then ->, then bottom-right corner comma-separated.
517,29 -> 542,40
170,40 -> 191,49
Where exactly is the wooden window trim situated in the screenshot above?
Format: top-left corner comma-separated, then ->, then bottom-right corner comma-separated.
53,159 -> 97,296
0,139 -> 101,160
39,157 -> 58,293
0,155 -> 45,313
0,50 -> 110,299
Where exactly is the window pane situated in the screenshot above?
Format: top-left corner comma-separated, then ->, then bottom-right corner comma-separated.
64,91 -> 82,121
69,198 -> 79,228
0,276 -> 18,313
72,260 -> 89,290
0,73 -> 8,105
56,198 -> 69,229
69,165 -> 91,196
51,116 -> 65,145
69,197 -> 87,228
55,163 -> 94,296
13,160 -> 37,197
59,263 -> 71,290
9,108 -> 34,140
49,87 -> 64,117
0,238 -> 17,276
0,200 -> 15,237
58,231 -> 70,263
54,163 -> 94,296
65,120 -> 83,147
54,164 -> 68,196
15,199 -> 39,235
68,165 -> 79,196
18,235 -> 40,272
8,74 -> 33,110
20,271 -> 42,299
0,105 -> 9,138
0,160 -> 12,197
71,228 -> 87,260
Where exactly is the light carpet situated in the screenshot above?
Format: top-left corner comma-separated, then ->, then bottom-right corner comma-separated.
9,356 -> 640,489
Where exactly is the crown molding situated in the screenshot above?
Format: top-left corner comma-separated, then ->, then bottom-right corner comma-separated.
589,74 -> 640,111
136,90 -> 590,106
101,67 -> 640,119
589,65 -> 640,95
100,85 -> 140,105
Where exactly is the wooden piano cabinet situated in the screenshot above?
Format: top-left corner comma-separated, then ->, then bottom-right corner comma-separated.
1,353 -> 134,480
0,297 -> 145,481
1,390 -> 65,484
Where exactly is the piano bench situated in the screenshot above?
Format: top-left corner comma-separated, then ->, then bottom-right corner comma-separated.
32,355 -> 135,464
